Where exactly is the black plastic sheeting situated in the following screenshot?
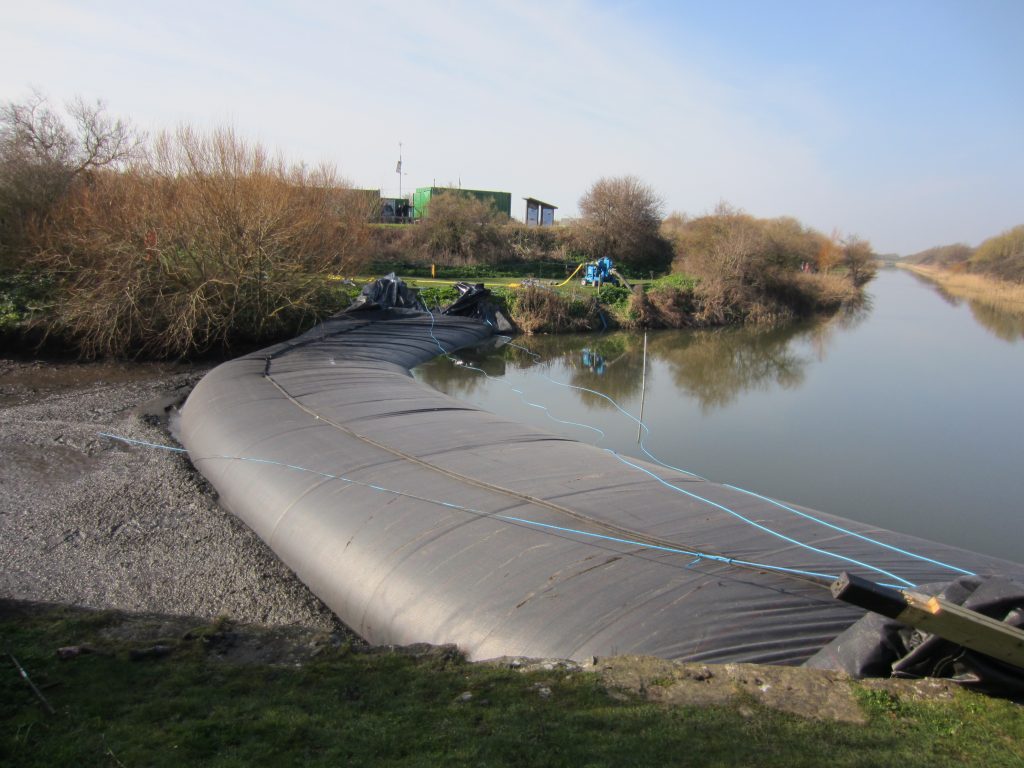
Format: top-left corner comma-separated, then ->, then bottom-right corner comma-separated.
807,575 -> 1024,695
347,272 -> 426,312
178,310 -> 1024,668
441,282 -> 514,332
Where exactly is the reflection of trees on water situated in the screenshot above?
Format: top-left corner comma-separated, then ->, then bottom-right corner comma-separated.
505,322 -> 849,412
903,269 -> 1023,342
967,302 -> 1024,342
419,314 -> 860,412
663,308 -> 866,410
653,326 -> 807,411
546,319 -> 853,412
505,333 -> 645,408
415,340 -> 507,397
905,269 -> 962,308
804,301 -> 869,362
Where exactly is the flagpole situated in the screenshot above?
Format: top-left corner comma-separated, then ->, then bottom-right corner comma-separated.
397,142 -> 403,200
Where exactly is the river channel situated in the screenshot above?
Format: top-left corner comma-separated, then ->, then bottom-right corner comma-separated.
414,268 -> 1023,564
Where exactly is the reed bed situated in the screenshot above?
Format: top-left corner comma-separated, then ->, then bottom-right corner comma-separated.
900,264 -> 1024,318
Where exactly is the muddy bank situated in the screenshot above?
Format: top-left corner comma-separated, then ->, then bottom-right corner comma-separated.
0,358 -> 350,635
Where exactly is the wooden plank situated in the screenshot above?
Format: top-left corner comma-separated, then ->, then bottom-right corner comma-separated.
899,590 -> 1024,669
832,572 -> 1024,671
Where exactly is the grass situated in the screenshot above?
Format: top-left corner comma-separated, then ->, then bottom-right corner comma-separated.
407,277 -> 623,334
404,269 -> 857,334
3,603 -> 1023,767
371,260 -> 581,281
900,264 -> 1024,319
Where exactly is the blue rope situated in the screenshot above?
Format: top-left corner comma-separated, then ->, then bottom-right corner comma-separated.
536,371 -> 706,480
495,334 -> 705,479
723,485 -> 975,577
608,452 -> 917,588
97,432 -> 841,584
494,514 -> 839,582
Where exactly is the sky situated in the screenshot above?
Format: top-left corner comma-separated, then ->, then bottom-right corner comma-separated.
1,0 -> 1021,255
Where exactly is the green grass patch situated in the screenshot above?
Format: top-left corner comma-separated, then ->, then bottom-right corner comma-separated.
0,270 -> 55,332
3,603 -> 1023,767
648,272 -> 698,292
371,260 -> 580,280
415,284 -> 460,310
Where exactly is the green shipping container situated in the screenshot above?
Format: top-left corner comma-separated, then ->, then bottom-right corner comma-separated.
413,187 -> 512,220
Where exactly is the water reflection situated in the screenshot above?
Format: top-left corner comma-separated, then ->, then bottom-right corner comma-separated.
966,302 -> 1024,342
619,312 -> 859,411
904,269 -> 1024,342
580,348 -> 606,375
420,309 -> 866,413
655,326 -> 807,411
416,341 -> 506,397
501,334 -> 645,408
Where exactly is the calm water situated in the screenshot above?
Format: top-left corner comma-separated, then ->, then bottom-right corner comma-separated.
414,269 -> 1024,564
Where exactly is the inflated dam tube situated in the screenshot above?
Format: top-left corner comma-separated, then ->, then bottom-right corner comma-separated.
178,309 -> 1024,667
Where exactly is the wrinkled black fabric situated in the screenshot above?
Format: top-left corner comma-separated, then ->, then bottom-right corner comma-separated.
347,272 -> 426,312
442,282 -> 513,332
805,575 -> 1024,697
443,282 -> 489,315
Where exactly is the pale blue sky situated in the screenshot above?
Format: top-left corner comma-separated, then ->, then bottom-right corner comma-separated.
2,0 -> 1021,254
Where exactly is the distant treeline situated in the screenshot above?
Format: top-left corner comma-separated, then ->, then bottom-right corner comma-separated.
904,226 -> 1024,283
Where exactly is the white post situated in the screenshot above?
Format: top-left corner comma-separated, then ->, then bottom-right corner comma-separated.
637,332 -> 648,443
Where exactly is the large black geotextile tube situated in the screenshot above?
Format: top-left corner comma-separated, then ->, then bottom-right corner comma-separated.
178,310 -> 1024,664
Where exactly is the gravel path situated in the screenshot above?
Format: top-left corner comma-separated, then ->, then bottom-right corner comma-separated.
0,358 -> 347,633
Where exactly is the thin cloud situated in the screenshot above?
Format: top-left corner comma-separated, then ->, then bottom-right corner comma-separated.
1,1 -> 1019,252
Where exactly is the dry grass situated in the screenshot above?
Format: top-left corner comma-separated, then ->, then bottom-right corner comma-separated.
900,264 -> 1024,318
508,285 -> 601,334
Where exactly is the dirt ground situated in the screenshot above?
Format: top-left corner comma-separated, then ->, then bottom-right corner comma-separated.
0,357 -> 348,635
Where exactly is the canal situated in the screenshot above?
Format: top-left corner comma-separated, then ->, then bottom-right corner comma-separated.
415,268 -> 1023,564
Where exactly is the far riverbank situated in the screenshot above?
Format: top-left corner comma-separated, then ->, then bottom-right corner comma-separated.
898,263 -> 1024,319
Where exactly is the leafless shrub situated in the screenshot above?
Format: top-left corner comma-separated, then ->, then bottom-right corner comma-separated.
1,91 -> 140,267
669,203 -> 871,324
904,227 -> 1024,285
905,243 -> 973,268
842,235 -> 877,287
37,126 -> 371,358
509,286 -> 600,334
410,191 -> 506,265
627,288 -> 660,328
645,285 -> 696,328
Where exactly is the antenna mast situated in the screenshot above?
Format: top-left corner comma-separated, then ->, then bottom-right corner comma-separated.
397,142 -> 403,200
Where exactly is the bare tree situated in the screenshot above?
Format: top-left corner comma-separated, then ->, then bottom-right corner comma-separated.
576,175 -> 671,272
842,235 -> 877,287
0,91 -> 139,265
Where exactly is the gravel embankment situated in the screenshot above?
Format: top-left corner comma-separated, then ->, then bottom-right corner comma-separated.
0,358 -> 347,633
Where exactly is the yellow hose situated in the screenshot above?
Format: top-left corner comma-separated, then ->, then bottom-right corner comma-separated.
555,262 -> 585,287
